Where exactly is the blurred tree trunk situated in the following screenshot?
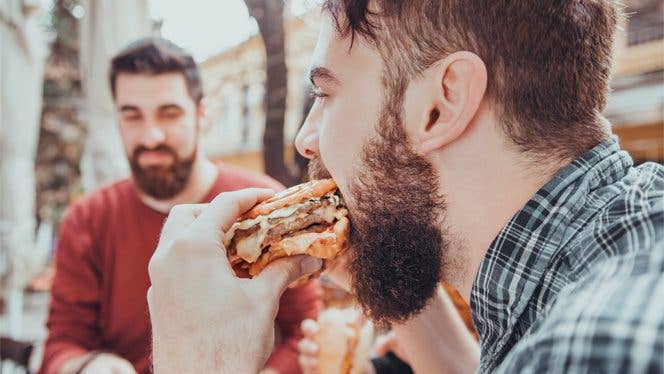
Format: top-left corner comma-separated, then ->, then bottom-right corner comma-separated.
244,0 -> 307,186
0,0 -> 48,334
79,0 -> 151,191
36,0 -> 86,231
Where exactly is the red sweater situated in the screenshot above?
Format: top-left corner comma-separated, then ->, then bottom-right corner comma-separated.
40,164 -> 323,374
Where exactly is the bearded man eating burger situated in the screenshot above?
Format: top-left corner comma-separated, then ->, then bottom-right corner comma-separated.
147,1 -> 664,373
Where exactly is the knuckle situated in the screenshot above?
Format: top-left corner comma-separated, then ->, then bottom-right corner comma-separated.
297,338 -> 308,353
301,318 -> 319,335
147,256 -> 158,279
211,192 -> 242,213
146,286 -> 153,300
211,192 -> 230,205
298,355 -> 311,370
150,234 -> 195,276
168,204 -> 189,216
147,248 -> 169,280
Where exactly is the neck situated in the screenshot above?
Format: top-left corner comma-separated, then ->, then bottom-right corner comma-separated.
437,116 -> 570,300
138,155 -> 218,214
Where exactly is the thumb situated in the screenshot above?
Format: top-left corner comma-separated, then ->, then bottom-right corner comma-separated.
255,255 -> 323,300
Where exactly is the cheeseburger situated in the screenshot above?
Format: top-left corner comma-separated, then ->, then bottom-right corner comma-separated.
225,179 -> 349,276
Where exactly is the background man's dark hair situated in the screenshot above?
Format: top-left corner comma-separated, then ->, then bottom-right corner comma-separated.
323,0 -> 621,160
109,37 -> 203,104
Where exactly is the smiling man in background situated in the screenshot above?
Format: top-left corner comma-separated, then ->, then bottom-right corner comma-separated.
40,37 -> 322,374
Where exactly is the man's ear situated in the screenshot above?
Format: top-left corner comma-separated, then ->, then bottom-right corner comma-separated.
416,51 -> 487,155
197,97 -> 209,132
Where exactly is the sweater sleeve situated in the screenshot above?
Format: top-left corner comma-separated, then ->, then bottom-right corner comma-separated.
39,205 -> 103,374
265,280 -> 324,374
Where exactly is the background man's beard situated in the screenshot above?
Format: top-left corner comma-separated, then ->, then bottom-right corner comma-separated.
308,107 -> 446,325
130,144 -> 196,200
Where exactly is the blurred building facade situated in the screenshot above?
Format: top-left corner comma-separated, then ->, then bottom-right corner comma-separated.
607,0 -> 664,163
200,11 -> 319,171
202,1 -> 663,172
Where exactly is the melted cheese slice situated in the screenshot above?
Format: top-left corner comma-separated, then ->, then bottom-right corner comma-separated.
225,193 -> 342,263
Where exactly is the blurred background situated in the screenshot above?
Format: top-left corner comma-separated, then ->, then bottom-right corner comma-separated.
0,0 -> 662,371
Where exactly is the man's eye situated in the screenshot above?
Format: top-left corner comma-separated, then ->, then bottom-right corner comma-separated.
161,111 -> 181,119
123,114 -> 141,122
310,89 -> 328,99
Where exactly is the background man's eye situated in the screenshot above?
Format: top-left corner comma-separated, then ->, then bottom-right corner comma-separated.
123,114 -> 141,121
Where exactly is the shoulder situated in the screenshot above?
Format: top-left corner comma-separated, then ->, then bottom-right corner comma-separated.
498,242 -> 664,373
61,179 -> 133,227
604,161 -> 664,213
573,162 -> 664,258
56,179 -> 134,260
215,162 -> 285,191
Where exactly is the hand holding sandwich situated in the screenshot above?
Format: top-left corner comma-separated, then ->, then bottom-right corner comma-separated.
299,288 -> 480,374
147,188 -> 323,373
300,308 -> 375,374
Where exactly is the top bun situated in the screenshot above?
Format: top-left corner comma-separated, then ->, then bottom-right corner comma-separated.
242,178 -> 338,219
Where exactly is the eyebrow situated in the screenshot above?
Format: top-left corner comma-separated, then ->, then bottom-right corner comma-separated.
119,105 -> 140,113
308,66 -> 341,86
157,104 -> 184,112
118,104 -> 184,113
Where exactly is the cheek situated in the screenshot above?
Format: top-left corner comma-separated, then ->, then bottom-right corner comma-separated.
319,138 -> 351,199
119,126 -> 139,155
165,122 -> 198,152
318,97 -> 376,196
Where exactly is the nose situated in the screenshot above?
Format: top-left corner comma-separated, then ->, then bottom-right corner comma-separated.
295,110 -> 320,160
141,124 -> 166,149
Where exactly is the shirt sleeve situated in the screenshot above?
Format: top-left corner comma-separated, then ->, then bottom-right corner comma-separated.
495,245 -> 664,374
39,205 -> 103,374
265,279 -> 324,374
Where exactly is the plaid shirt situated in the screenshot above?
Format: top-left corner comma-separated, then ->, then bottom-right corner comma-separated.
471,137 -> 664,372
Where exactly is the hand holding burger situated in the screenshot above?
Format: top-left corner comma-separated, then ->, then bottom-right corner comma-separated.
147,188 -> 324,373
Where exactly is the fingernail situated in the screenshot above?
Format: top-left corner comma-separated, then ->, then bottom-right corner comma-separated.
301,257 -> 323,274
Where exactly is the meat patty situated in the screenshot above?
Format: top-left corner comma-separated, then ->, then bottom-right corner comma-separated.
263,213 -> 332,246
228,198 -> 338,253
